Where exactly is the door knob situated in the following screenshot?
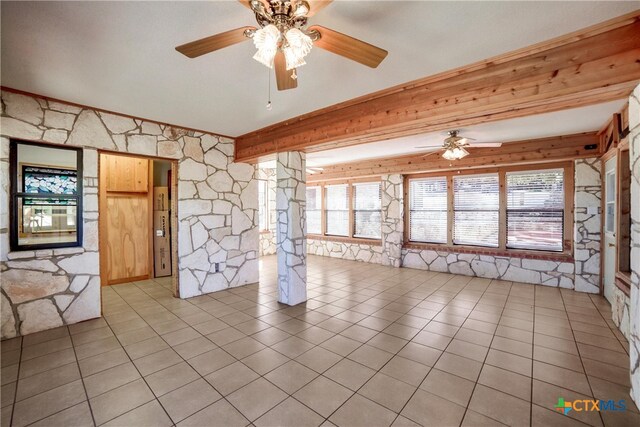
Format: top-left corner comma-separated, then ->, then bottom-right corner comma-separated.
608,243 -> 615,247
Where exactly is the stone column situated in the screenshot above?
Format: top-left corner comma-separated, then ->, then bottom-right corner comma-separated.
276,151 -> 307,305
573,158 -> 601,293
381,174 -> 404,267
629,84 -> 640,407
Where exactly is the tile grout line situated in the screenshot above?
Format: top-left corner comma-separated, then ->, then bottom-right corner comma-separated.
453,278 -> 511,427
558,289 -> 606,427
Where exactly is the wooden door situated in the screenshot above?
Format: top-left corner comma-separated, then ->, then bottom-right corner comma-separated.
99,153 -> 153,285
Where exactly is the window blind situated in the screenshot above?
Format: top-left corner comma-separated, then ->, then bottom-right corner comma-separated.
353,182 -> 381,239
325,184 -> 349,236
409,178 -> 448,243
453,174 -> 499,247
506,169 -> 564,251
306,186 -> 322,235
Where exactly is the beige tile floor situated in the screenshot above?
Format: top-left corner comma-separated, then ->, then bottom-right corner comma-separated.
1,255 -> 639,427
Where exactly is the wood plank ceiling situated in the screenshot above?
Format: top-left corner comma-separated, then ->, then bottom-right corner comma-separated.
235,11 -> 640,163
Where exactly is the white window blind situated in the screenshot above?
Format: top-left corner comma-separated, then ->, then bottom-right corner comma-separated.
353,182 -> 381,239
306,186 -> 322,235
506,169 -> 564,251
325,184 -> 349,236
258,180 -> 268,231
409,178 -> 448,243
453,174 -> 499,247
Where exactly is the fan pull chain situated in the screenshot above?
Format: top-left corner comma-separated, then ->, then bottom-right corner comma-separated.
266,67 -> 272,110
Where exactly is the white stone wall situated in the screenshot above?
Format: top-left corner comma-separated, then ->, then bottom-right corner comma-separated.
612,286 -> 631,339
276,152 -> 307,305
628,84 -> 640,407
402,249 -> 575,287
381,174 -> 404,267
0,90 -> 258,339
307,239 -> 382,263
573,158 -> 602,293
257,167 -> 276,256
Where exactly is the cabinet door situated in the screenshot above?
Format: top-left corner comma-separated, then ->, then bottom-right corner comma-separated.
105,155 -> 149,192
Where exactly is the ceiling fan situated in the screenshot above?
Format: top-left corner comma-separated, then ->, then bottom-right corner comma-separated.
416,131 -> 503,161
175,0 -> 388,91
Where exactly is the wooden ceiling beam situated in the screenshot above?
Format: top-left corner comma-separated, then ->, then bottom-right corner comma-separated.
307,132 -> 600,181
235,11 -> 640,162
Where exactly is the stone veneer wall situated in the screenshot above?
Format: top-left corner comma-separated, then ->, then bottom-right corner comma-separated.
302,158 -> 602,292
307,239 -> 382,263
628,84 -> 640,407
0,90 -> 258,339
257,167 -> 276,256
276,152 -> 307,305
381,174 -> 404,267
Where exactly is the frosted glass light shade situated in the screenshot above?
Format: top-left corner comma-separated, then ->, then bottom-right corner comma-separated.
442,146 -> 469,160
283,28 -> 312,70
252,24 -> 280,68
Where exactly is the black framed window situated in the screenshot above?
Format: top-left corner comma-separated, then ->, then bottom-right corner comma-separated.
10,140 -> 83,251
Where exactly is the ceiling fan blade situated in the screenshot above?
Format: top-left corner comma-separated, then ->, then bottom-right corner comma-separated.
306,0 -> 333,17
308,25 -> 388,68
414,145 -> 442,149
274,51 -> 298,91
421,149 -> 442,158
176,26 -> 255,58
468,142 -> 503,147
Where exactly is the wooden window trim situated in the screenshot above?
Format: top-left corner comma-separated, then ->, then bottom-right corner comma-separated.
313,177 -> 382,242
307,234 -> 382,246
403,161 -> 574,258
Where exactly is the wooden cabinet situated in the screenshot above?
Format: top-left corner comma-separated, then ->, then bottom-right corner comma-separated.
99,153 -> 153,285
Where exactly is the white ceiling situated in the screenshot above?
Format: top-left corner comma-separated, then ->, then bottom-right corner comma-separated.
1,1 -> 637,137
303,100 -> 626,167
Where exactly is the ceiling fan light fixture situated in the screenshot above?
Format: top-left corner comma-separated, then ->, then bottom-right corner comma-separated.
283,28 -> 313,70
442,145 -> 469,161
293,0 -> 310,17
252,24 -> 280,68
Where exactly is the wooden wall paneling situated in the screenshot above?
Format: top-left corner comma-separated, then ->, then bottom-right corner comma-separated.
235,13 -> 640,162
308,133 -> 599,182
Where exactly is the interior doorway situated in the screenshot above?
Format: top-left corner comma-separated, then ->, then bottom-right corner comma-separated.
98,152 -> 176,288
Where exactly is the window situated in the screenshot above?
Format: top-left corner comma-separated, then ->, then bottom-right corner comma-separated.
506,169 -> 564,251
409,177 -> 447,243
10,140 -> 83,251
353,182 -> 381,239
307,180 -> 382,240
306,186 -> 322,235
325,184 -> 349,236
605,169 -> 616,234
453,174 -> 499,247
406,163 -> 571,254
258,180 -> 268,231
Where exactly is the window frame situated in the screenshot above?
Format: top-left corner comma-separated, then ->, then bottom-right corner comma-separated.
305,185 -> 323,235
307,178 -> 382,244
9,139 -> 84,252
258,179 -> 269,232
404,161 -> 574,257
